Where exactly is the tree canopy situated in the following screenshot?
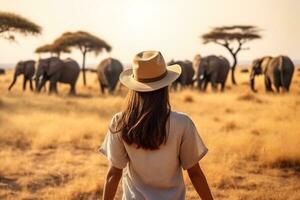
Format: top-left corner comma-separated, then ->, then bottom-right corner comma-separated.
0,11 -> 41,41
52,31 -> 111,85
35,43 -> 70,57
202,25 -> 261,84
52,31 -> 111,55
202,25 -> 261,44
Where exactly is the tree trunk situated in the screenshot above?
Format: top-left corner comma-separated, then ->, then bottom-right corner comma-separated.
82,51 -> 87,86
231,55 -> 237,85
220,42 -> 242,85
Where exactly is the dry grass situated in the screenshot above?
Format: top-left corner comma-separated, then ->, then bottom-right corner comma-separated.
183,93 -> 194,103
0,67 -> 300,200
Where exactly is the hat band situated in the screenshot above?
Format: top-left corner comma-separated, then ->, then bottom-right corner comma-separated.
134,70 -> 167,83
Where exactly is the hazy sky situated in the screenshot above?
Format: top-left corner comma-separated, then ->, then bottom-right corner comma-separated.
0,0 -> 299,66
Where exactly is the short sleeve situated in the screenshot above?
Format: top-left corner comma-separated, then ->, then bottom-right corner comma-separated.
179,116 -> 208,170
99,114 -> 129,169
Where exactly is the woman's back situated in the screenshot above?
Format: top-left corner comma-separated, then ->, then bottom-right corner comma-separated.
100,111 -> 208,200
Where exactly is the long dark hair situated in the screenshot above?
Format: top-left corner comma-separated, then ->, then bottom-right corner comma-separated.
114,87 -> 171,150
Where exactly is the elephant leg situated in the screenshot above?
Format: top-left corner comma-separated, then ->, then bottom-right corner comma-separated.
54,83 -> 58,93
211,83 -> 218,92
264,77 -> 273,92
108,84 -> 114,95
203,79 -> 209,91
272,71 -> 282,93
23,77 -> 27,91
49,83 -> 54,94
69,84 -> 76,95
210,79 -> 218,92
281,72 -> 293,92
109,83 -> 117,94
29,79 -> 34,91
111,81 -> 119,93
8,74 -> 18,91
197,80 -> 202,91
49,79 -> 58,94
274,83 -> 280,93
264,76 -> 270,92
197,78 -> 205,91
220,82 -> 225,92
99,83 -> 102,94
100,83 -> 105,95
211,73 -> 218,92
273,78 -> 280,93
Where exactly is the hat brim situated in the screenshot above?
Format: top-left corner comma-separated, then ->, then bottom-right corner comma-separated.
119,64 -> 181,92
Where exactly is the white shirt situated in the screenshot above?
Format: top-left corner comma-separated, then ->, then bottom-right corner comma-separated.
99,111 -> 208,200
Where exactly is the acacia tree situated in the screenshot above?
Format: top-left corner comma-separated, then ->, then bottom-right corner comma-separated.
35,43 -> 70,58
53,31 -> 111,85
202,25 -> 261,84
0,11 -> 41,41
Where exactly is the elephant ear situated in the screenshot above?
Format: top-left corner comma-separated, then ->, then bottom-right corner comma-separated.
47,59 -> 62,76
193,54 -> 201,69
261,57 -> 272,73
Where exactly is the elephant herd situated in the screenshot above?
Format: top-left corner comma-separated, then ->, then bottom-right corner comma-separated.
168,54 -> 295,93
8,57 -> 124,95
7,54 -> 295,95
168,55 -> 230,92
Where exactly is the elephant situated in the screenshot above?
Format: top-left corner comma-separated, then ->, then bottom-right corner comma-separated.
168,60 -> 195,91
35,57 -> 80,95
250,55 -> 294,93
97,58 -> 123,94
194,54 -> 230,92
8,60 -> 35,91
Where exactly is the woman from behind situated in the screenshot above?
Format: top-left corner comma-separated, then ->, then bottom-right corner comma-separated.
99,51 -> 213,200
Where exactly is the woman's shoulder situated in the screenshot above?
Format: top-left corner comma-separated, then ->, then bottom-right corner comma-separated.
170,111 -> 193,125
109,111 -> 194,128
111,112 -> 123,121
109,112 -> 123,131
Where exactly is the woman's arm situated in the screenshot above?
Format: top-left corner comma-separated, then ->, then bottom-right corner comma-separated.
187,163 -> 213,200
102,164 -> 123,200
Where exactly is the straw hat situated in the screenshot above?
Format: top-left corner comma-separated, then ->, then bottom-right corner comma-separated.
120,51 -> 181,92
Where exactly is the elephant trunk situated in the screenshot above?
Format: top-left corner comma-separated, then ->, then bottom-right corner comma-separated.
8,73 -> 17,91
35,75 -> 45,92
197,77 -> 202,91
250,72 -> 257,92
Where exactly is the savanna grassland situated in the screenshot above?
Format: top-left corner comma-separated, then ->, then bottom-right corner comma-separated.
0,68 -> 300,200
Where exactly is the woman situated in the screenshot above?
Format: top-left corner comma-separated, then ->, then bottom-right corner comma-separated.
99,51 -> 213,200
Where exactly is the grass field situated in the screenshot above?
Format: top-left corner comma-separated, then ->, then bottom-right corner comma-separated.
0,67 -> 300,200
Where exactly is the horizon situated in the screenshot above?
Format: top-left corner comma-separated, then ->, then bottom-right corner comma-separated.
0,0 -> 299,66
